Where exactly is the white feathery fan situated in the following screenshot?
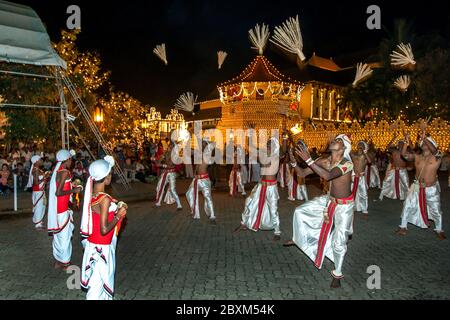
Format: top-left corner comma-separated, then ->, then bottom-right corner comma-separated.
174,92 -> 197,114
217,51 -> 228,69
270,15 -> 306,61
248,23 -> 270,55
393,75 -> 411,92
390,43 -> 416,70
352,63 -> 373,87
153,43 -> 168,65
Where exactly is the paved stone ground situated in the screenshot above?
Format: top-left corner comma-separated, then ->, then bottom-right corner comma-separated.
0,173 -> 449,300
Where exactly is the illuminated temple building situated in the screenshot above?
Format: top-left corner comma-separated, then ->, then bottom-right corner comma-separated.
184,53 -> 356,137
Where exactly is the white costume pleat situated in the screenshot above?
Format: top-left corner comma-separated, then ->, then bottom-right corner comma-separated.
379,168 -> 409,200
287,173 -> 308,201
240,164 -> 248,184
32,177 -> 46,228
292,194 -> 354,278
81,237 -> 116,300
250,163 -> 261,182
352,174 -> 368,214
155,170 -> 181,208
52,210 -> 74,265
400,182 -> 443,232
186,175 -> 215,220
365,164 -> 381,189
229,170 -> 246,195
241,181 -> 280,235
277,163 -> 290,188
185,164 -> 194,178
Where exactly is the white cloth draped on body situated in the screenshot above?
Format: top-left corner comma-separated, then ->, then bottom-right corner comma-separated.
352,173 -> 368,214
365,163 -> 381,189
52,210 -> 74,265
81,233 -> 117,300
379,168 -> 409,201
229,169 -> 246,196
400,181 -> 443,232
292,194 -> 354,278
241,180 -> 280,235
155,169 -> 182,208
277,163 -> 290,188
287,172 -> 308,201
32,175 -> 46,228
186,174 -> 215,220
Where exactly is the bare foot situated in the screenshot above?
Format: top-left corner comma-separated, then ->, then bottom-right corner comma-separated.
273,235 -> 281,241
363,213 -> 369,220
283,240 -> 295,247
435,231 -> 446,240
233,224 -> 246,234
330,277 -> 341,288
54,261 -> 70,270
395,228 -> 407,236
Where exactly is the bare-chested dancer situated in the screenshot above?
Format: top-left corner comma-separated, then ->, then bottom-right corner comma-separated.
396,131 -> 445,240
283,134 -> 354,288
379,135 -> 410,201
351,141 -> 371,216
186,139 -> 216,223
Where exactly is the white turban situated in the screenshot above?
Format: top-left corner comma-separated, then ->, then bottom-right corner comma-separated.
56,149 -> 71,162
420,136 -> 438,149
358,140 -> 369,152
335,134 -> 352,163
81,155 -> 115,237
26,155 -> 42,189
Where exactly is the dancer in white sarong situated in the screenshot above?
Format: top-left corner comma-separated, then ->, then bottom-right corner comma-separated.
26,155 -> 49,229
365,136 -> 381,189
379,138 -> 410,201
287,168 -> 308,201
229,147 -> 246,196
351,141 -> 371,216
154,142 -> 182,210
80,156 -> 127,300
284,134 -> 355,288
235,137 -> 284,241
277,156 -> 290,189
396,132 -> 445,240
47,149 -> 82,270
186,139 -> 216,223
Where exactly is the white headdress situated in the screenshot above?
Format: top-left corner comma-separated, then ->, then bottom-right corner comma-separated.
335,134 -> 352,163
358,140 -> 369,153
420,136 -> 438,149
47,149 -> 72,232
26,155 -> 41,189
81,156 -> 115,237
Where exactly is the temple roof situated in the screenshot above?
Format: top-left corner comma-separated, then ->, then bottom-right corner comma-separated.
219,55 -> 299,87
307,53 -> 342,71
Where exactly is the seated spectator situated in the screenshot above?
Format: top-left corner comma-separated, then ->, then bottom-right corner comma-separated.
135,160 -> 146,183
73,161 -> 87,183
0,163 -> 11,195
43,157 -> 53,171
124,158 -> 137,182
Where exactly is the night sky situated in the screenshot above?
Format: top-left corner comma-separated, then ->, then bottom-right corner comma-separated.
17,0 -> 450,114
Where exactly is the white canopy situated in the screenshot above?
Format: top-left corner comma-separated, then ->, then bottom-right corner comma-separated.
0,0 -> 66,69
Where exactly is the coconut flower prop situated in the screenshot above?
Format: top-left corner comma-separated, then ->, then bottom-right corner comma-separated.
153,43 -> 168,65
352,63 -> 373,87
270,15 -> 306,62
217,51 -> 228,69
393,75 -> 411,92
248,23 -> 270,55
390,43 -> 416,71
174,92 -> 197,115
